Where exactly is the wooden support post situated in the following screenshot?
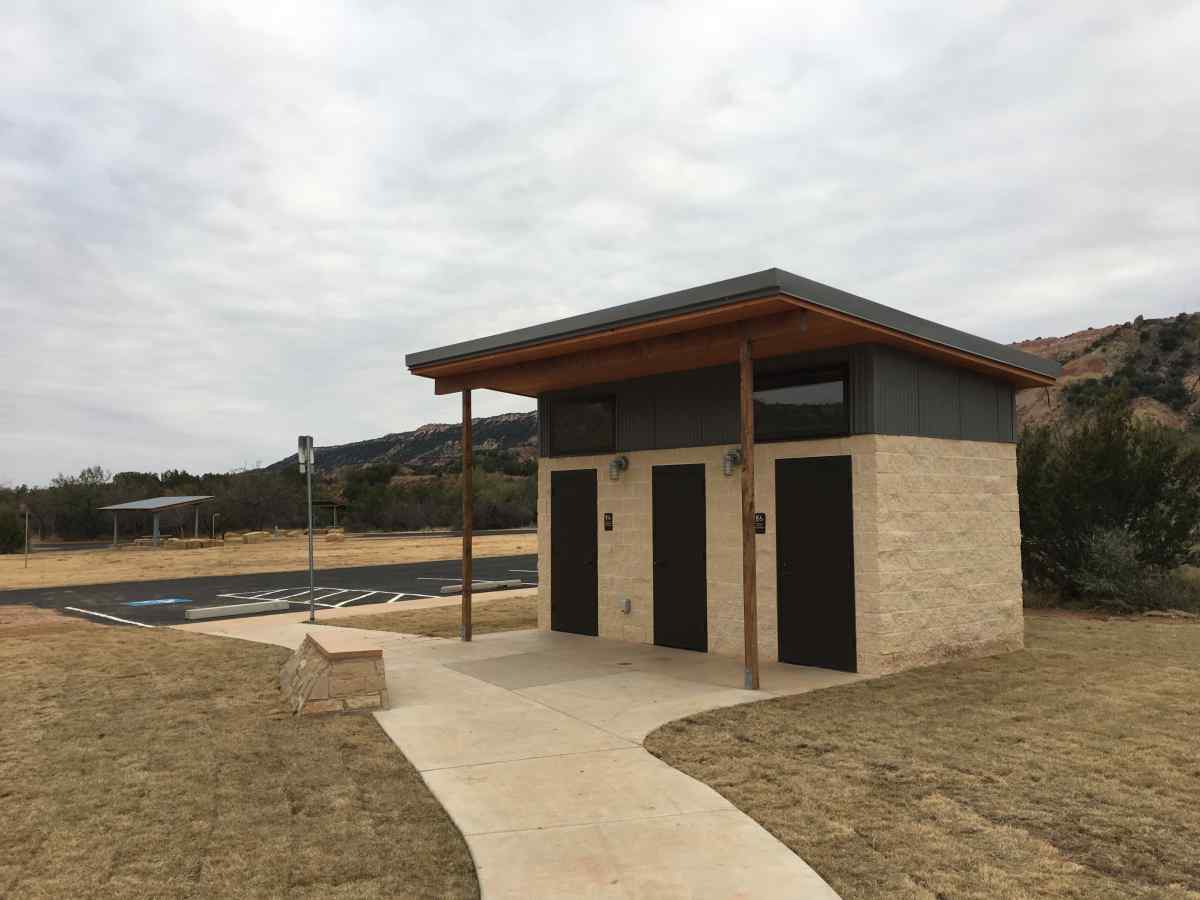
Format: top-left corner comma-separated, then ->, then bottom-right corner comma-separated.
112,512 -> 118,548
462,390 -> 473,642
739,338 -> 760,690
194,505 -> 200,538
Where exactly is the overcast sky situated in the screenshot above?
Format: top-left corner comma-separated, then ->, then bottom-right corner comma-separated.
3,1 -> 1198,485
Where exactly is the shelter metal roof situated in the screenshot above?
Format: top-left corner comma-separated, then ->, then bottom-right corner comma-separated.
405,268 -> 1061,381
98,495 -> 215,513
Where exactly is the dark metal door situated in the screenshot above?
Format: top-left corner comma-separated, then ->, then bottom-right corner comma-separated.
775,456 -> 856,671
550,469 -> 598,636
653,464 -> 708,652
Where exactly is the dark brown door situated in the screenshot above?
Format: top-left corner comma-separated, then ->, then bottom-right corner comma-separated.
776,456 -> 856,671
653,464 -> 708,652
551,469 -> 598,636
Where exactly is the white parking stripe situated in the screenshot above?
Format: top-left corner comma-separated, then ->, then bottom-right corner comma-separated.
509,569 -> 538,573
218,585 -> 444,609
311,589 -> 348,602
65,606 -> 154,628
336,591 -> 378,607
273,588 -> 324,601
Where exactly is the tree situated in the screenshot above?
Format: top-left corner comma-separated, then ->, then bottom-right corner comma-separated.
0,505 -> 22,553
1018,399 -> 1200,606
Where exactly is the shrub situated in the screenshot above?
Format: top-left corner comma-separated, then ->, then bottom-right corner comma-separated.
1073,527 -> 1162,610
0,506 -> 24,553
1018,400 -> 1200,609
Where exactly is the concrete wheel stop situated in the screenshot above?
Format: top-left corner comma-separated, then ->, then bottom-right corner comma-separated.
280,633 -> 389,715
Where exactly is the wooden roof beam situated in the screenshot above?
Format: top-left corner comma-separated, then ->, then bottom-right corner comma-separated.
432,309 -> 808,396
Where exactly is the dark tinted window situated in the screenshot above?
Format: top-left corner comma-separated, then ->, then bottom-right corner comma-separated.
754,371 -> 847,441
551,396 -> 615,454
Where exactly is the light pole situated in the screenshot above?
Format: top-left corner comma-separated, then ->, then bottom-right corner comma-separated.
298,435 -> 316,624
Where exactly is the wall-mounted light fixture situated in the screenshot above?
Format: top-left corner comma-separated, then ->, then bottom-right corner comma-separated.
608,455 -> 629,481
722,448 -> 743,476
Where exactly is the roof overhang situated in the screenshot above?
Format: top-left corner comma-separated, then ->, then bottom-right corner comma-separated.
407,269 -> 1060,396
98,495 -> 215,513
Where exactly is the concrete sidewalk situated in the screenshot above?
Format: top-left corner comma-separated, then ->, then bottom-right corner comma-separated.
178,618 -> 859,898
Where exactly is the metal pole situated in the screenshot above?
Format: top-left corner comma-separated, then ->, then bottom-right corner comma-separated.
25,510 -> 30,568
194,505 -> 200,538
153,513 -> 160,547
306,461 -> 316,624
462,390 -> 473,641
112,512 -> 118,548
739,337 -> 760,690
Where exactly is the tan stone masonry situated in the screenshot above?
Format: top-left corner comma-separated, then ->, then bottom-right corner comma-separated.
280,633 -> 389,715
538,435 -> 1024,676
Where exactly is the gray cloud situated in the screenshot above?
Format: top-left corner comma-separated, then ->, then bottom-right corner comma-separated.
2,0 -> 1198,484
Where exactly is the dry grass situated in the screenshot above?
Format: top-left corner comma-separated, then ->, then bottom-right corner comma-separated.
0,532 -> 534,592
336,593 -> 538,638
0,606 -> 478,899
646,613 -> 1200,900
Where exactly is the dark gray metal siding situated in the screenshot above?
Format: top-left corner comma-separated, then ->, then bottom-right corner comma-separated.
997,384 -> 1015,441
918,363 -> 961,439
848,347 -> 875,434
959,372 -> 999,441
873,346 -> 920,436
543,366 -> 740,457
617,383 -> 656,451
869,345 -> 1015,443
540,344 -> 1016,457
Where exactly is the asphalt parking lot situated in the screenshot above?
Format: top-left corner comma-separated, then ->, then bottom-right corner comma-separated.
0,553 -> 537,627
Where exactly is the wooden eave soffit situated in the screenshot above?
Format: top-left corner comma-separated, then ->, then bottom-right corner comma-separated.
430,309 -> 809,396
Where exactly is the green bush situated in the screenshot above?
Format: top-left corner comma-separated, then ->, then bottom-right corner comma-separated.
1018,400 -> 1200,609
0,506 -> 24,553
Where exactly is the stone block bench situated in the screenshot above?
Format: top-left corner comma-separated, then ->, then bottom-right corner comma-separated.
280,632 -> 389,716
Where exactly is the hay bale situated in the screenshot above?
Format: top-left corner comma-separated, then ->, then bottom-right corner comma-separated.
325,531 -> 345,543
224,534 -> 245,544
243,531 -> 270,544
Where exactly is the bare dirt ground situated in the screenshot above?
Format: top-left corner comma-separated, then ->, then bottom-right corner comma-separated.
0,605 -> 478,899
336,593 -> 538,638
646,613 -> 1200,899
0,532 -> 535,592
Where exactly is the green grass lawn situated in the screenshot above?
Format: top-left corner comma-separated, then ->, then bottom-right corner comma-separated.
0,606 -> 478,899
646,612 -> 1200,899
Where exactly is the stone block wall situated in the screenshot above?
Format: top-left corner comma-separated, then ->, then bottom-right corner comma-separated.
537,434 -> 1024,676
280,634 -> 389,715
854,436 -> 1024,674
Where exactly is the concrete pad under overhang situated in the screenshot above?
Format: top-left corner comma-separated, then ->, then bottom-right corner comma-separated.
173,619 -> 858,898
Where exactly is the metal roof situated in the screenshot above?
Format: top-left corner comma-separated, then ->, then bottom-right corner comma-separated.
98,495 -> 215,512
405,268 -> 1061,380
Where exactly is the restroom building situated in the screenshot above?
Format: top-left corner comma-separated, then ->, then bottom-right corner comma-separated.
406,269 -> 1059,683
